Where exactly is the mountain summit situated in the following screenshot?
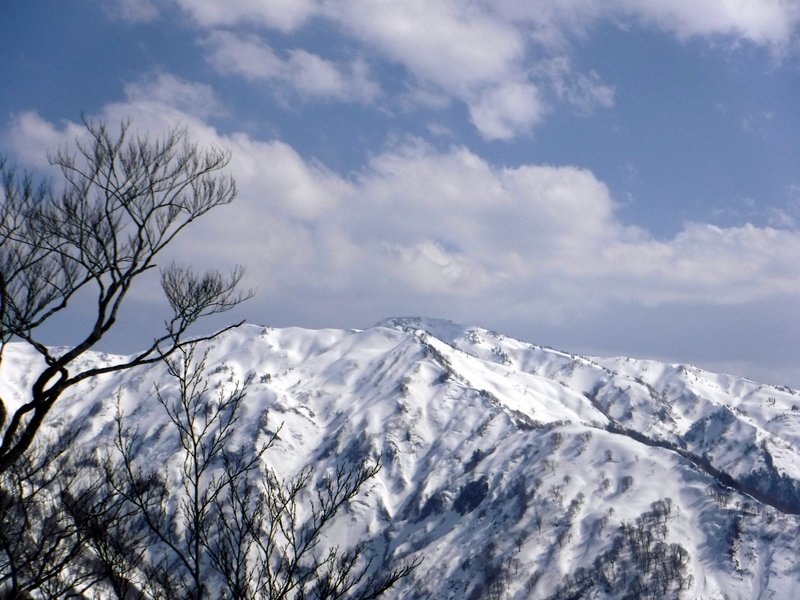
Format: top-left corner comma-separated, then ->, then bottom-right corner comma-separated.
3,319 -> 799,598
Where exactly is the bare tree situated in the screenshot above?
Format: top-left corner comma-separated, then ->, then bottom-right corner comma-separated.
217,463 -> 422,600
0,430 -> 102,598
0,118 -> 419,598
0,118 -> 250,472
102,345 -> 420,599
101,345 -> 258,599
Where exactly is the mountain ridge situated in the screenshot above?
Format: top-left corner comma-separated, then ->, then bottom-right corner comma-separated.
2,317 -> 799,598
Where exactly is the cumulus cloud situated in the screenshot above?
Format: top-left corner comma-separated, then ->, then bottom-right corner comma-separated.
9,89 -> 800,312
327,0 -> 550,139
330,0 -> 525,91
6,78 -> 800,382
3,113 -> 85,171
389,241 -> 492,295
599,223 -> 800,304
468,82 -> 546,140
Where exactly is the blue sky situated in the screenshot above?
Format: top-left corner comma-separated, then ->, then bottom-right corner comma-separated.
3,0 -> 800,386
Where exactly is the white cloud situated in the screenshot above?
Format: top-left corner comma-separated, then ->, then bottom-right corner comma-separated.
329,0 -> 525,91
179,0 -> 546,138
615,0 -> 800,49
389,240 -> 492,295
468,82 -> 546,140
10,96 -> 800,311
495,0 -> 800,51
768,207 -> 796,229
173,0 -> 319,32
328,0 -> 797,135
167,0 -> 799,139
7,84 -> 800,382
202,31 -> 380,103
124,72 -> 226,119
600,223 -> 800,304
223,134 -> 349,221
328,0 -> 545,140
285,51 -> 378,102
202,31 -> 284,82
3,113 -> 88,172
540,56 -> 615,114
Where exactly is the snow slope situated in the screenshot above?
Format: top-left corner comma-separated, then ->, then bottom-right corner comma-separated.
3,317 -> 800,599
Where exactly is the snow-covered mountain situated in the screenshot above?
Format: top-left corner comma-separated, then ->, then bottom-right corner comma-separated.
3,317 -> 800,599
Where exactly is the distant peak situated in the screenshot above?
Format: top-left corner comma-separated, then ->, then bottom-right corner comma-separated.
375,317 -> 470,340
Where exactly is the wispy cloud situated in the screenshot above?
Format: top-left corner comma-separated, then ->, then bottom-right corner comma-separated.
615,0 -> 800,50
540,57 -> 615,114
172,0 -> 319,32
102,0 -> 159,23
202,31 -> 380,104
156,0 -> 799,139
124,72 -> 226,118
162,1 -> 570,139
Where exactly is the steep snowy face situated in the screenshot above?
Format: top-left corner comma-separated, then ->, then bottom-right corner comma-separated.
4,319 -> 800,599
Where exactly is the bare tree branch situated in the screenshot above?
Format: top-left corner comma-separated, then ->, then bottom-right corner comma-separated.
0,118 -> 250,473
100,346 -> 419,600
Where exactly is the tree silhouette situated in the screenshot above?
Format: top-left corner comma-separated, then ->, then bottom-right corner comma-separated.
0,118 -> 250,472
